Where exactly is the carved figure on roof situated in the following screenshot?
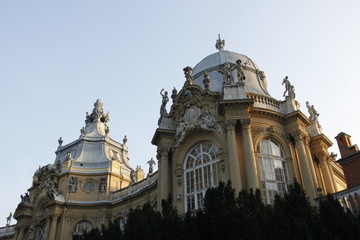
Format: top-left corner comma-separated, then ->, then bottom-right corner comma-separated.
171,87 -> 178,103
306,101 -> 319,122
215,34 -> 225,50
130,170 -> 135,184
58,137 -> 63,147
6,212 -> 12,225
235,59 -> 246,84
282,76 -> 296,98
183,66 -> 194,86
147,158 -> 156,175
219,62 -> 236,85
160,89 -> 169,116
203,72 -> 211,90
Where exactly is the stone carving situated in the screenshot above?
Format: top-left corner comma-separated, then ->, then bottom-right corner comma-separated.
203,72 -> 211,90
219,62 -> 236,85
198,110 -> 222,134
83,99 -> 110,136
20,192 -> 30,203
258,70 -> 266,81
215,34 -> 225,50
99,177 -> 107,192
282,76 -> 296,98
171,87 -> 178,103
235,59 -> 246,84
183,66 -> 194,86
46,181 -> 59,197
147,158 -> 156,175
175,108 -> 222,147
306,101 -> 319,122
110,149 -> 119,160
69,176 -> 78,192
160,89 -> 169,116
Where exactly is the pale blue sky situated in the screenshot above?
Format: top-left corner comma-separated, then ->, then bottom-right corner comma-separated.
1,0 -> 360,226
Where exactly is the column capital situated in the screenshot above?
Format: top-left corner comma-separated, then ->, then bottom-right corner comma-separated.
240,118 -> 251,129
225,119 -> 237,131
156,147 -> 170,160
291,129 -> 307,142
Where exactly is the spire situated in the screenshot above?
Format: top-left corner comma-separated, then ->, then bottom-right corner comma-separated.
215,34 -> 225,51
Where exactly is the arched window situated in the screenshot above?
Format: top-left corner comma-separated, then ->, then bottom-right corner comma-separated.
36,221 -> 46,240
73,221 -> 93,236
258,138 -> 288,204
184,142 -> 221,212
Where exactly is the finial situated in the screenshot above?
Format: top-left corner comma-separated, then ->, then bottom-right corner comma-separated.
215,34 -> 225,51
203,71 -> 211,90
123,135 -> 128,144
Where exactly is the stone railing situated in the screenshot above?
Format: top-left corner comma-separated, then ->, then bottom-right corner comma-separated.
111,172 -> 158,201
0,225 -> 15,238
326,185 -> 360,213
247,93 -> 280,109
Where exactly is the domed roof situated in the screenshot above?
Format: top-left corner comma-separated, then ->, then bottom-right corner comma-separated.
191,37 -> 270,97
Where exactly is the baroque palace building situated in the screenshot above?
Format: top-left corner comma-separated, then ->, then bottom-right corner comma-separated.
1,37 -> 347,240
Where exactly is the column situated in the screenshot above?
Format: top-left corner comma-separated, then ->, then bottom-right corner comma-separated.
293,130 -> 316,201
44,216 -> 52,240
16,227 -> 25,240
319,153 -> 335,194
225,120 -> 242,193
303,136 -> 319,190
48,214 -> 59,240
157,146 -> 170,209
241,118 -> 259,190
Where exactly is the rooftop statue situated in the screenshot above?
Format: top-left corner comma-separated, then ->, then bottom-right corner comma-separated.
282,76 -> 296,98
219,62 -> 236,85
6,212 -> 12,226
235,59 -> 246,84
171,87 -> 178,103
147,158 -> 156,175
183,66 -> 194,86
306,101 -> 319,122
160,89 -> 169,116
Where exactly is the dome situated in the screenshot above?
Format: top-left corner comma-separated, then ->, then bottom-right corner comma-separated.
191,40 -> 270,97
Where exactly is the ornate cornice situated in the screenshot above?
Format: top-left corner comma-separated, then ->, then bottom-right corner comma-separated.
218,99 -> 254,116
151,128 -> 175,146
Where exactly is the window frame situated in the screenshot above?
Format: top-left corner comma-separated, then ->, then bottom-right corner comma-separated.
258,138 -> 289,204
184,142 -> 221,212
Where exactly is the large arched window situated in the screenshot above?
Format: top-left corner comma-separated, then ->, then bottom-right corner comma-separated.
73,221 -> 93,236
184,142 -> 221,212
36,221 -> 46,240
258,138 -> 288,204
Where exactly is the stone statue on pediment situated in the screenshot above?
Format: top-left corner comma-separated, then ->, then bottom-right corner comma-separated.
160,89 -> 169,116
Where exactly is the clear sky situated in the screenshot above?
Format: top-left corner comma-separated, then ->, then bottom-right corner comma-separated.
1,0 -> 359,226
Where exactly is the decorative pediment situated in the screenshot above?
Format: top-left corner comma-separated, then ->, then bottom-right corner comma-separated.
175,108 -> 222,147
